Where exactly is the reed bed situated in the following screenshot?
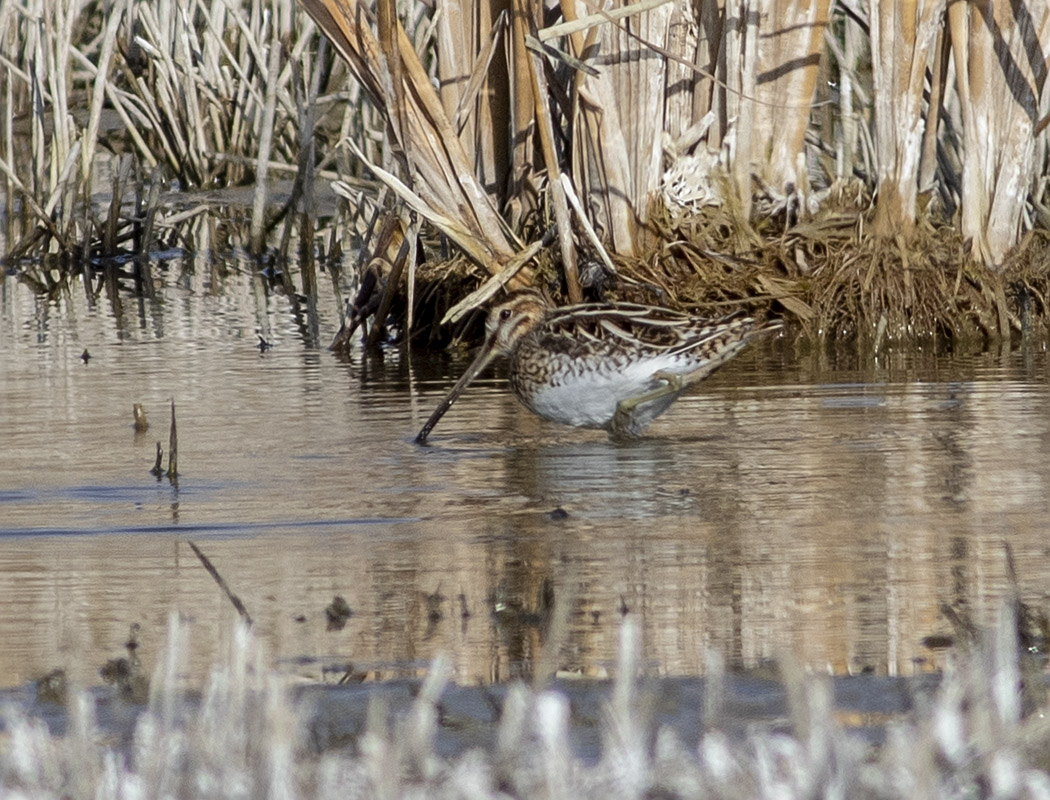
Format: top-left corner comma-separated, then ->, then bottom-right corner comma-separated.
0,0 -> 374,266
297,0 -> 1050,343
1,605 -> 1048,799
5,0 -> 1050,343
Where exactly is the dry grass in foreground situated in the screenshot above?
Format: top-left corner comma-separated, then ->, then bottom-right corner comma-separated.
2,605 -> 1049,799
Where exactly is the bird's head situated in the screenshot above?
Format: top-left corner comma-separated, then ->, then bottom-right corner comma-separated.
483,289 -> 550,356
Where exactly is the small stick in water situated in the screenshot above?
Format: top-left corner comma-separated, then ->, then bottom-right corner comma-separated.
188,541 -> 253,627
133,403 -> 149,432
150,442 -> 163,477
166,400 -> 178,479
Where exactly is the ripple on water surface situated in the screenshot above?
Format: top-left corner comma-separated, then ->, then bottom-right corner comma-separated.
1,272 -> 1049,688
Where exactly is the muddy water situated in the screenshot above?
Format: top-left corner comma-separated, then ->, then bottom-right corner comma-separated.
2,264 -> 1049,690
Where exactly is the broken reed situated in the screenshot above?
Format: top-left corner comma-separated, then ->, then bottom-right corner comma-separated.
167,399 -> 177,479
146,400 -> 178,482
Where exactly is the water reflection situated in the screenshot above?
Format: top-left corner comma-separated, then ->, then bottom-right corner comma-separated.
1,263 -> 1049,690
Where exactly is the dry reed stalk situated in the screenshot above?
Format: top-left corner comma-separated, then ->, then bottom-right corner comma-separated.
44,1 -> 73,195
43,139 -> 80,221
749,0 -> 831,212
377,0 -> 410,176
520,0 -> 580,301
434,3 -> 512,210
948,1 -> 1050,267
825,10 -> 868,184
80,0 -> 124,185
29,13 -> 46,205
364,233 -> 409,349
660,1 -> 702,143
1,3 -> 14,242
404,213 -> 420,335
136,171 -> 160,296
294,37 -> 326,297
917,25 -> 949,197
166,399 -> 178,479
104,154 -> 130,254
249,7 -> 282,256
870,0 -> 945,237
187,541 -> 254,626
724,0 -> 758,221
560,172 -> 616,276
297,0 -> 522,278
696,1 -> 725,151
505,2 -> 537,232
558,0 -> 674,257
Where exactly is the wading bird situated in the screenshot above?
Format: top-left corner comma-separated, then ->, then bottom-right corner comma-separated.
415,290 -> 780,443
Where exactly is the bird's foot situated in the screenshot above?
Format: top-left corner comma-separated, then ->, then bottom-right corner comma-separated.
610,373 -> 682,439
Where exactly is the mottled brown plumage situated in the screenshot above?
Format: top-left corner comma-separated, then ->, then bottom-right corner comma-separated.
416,290 -> 779,442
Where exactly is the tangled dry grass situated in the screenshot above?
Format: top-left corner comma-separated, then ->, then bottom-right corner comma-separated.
627,197 -> 1050,349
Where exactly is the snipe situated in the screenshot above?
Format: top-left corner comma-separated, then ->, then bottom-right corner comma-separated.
415,290 -> 779,443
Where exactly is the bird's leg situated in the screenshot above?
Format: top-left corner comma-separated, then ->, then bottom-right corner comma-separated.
612,346 -> 752,436
610,372 -> 683,438
665,360 -> 724,386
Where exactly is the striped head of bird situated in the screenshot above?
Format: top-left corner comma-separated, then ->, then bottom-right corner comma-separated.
415,291 -> 549,443
482,289 -> 550,357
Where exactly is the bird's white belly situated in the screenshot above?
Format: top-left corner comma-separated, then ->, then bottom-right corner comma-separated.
513,353 -> 688,429
523,379 -> 621,428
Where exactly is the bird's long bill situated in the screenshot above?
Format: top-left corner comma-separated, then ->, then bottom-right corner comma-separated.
414,342 -> 499,444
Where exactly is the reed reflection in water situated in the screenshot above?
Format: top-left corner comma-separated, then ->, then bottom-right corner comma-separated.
1,266 -> 1048,689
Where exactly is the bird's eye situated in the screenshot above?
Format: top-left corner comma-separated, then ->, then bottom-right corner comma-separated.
499,308 -> 512,321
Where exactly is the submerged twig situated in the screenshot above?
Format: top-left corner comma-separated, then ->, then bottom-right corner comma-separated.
187,541 -> 253,626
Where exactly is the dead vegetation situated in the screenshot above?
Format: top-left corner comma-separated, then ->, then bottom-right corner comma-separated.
4,1 -> 1050,347
0,0 -> 375,268
644,202 -> 1050,347
298,0 -> 1050,349
4,605 -> 1050,799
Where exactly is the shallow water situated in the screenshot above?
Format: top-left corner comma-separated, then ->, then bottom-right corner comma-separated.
2,260 -> 1049,690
